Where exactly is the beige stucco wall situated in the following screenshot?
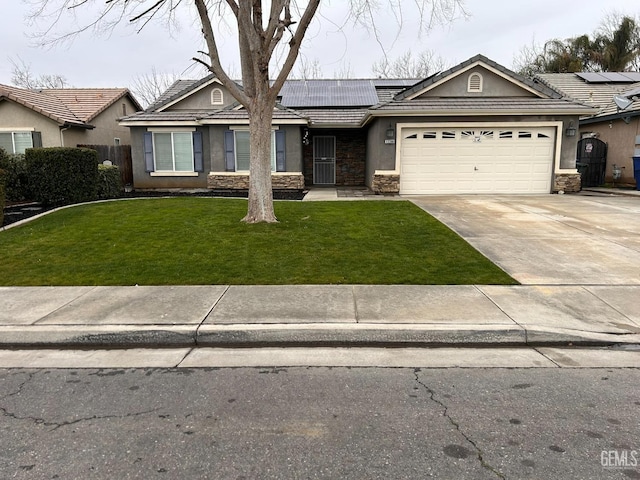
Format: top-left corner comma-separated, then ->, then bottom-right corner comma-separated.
1,96 -> 139,149
0,100 -> 62,147
64,97 -> 139,146
418,66 -> 538,98
580,117 -> 640,186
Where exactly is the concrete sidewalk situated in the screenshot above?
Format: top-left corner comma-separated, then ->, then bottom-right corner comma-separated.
1,285 -> 639,348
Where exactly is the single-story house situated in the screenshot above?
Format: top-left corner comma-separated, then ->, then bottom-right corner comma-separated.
536,72 -> 640,187
0,84 -> 141,154
119,54 -> 594,194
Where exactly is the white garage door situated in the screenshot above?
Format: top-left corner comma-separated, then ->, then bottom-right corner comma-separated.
399,126 -> 556,194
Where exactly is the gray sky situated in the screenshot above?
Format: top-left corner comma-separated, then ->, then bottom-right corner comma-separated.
1,0 -> 638,91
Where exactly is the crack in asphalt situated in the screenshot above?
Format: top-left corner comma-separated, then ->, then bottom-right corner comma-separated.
0,371 -> 36,401
413,369 -> 506,480
0,404 -> 160,431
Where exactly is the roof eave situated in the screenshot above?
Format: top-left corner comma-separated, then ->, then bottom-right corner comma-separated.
62,122 -> 94,130
118,120 -> 202,127
308,122 -> 363,129
200,118 -> 308,125
368,108 -> 595,117
580,110 -> 640,125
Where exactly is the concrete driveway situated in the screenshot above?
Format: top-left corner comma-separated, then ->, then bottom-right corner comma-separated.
410,193 -> 640,285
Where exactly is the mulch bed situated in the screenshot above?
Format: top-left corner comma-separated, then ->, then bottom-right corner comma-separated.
2,190 -> 307,227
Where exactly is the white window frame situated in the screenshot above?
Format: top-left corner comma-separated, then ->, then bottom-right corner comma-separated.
233,128 -> 276,172
152,131 -> 195,173
0,130 -> 33,154
211,88 -> 224,105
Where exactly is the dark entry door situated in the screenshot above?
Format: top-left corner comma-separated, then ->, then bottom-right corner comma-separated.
313,136 -> 336,185
577,138 -> 608,187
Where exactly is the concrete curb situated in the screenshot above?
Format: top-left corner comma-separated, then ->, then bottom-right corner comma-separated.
1,324 -> 639,349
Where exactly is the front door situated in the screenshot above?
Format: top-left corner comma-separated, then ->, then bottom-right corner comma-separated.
577,138 -> 608,187
313,136 -> 336,185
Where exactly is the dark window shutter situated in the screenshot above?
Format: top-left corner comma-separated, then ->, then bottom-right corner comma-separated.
31,131 -> 42,148
143,132 -> 154,172
193,131 -> 203,172
224,130 -> 235,172
275,129 -> 286,172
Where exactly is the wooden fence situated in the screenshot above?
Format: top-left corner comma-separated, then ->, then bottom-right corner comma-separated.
79,144 -> 133,186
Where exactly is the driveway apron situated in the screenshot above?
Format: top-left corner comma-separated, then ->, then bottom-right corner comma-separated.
410,194 -> 640,285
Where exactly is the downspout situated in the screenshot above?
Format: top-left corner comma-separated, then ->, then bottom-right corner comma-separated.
59,126 -> 70,146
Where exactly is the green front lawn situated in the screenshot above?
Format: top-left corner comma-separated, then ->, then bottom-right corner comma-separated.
0,198 -> 517,286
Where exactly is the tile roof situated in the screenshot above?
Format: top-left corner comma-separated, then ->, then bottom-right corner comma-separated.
126,57 -> 592,127
375,87 -> 408,103
535,73 -> 640,119
395,54 -> 563,100
121,104 -> 308,124
148,78 -> 215,111
148,78 -> 423,112
201,107 -> 307,122
370,97 -> 594,115
295,108 -> 369,127
0,84 -> 139,126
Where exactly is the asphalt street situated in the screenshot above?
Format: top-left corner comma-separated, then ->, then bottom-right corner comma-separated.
1,365 -> 639,479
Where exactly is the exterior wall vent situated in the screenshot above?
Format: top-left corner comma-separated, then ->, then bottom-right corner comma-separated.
468,73 -> 483,93
211,88 -> 224,105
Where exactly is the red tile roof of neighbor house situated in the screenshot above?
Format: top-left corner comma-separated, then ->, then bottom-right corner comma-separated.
0,84 -> 140,127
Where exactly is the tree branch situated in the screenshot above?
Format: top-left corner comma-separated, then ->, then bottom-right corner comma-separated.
194,0 -> 249,105
270,0 -> 320,99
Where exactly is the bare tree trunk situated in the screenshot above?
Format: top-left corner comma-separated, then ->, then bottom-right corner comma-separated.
244,98 -> 277,223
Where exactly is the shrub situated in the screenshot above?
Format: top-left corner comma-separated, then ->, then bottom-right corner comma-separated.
97,164 -> 123,199
26,147 -> 99,206
0,153 -> 31,202
0,168 -> 6,226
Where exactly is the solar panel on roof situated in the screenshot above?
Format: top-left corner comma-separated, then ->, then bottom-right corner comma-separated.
577,72 -> 640,83
620,72 -> 640,82
279,80 -> 380,107
601,72 -> 634,82
576,72 -> 608,83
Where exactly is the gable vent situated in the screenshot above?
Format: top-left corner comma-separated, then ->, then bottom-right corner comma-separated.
211,88 -> 224,105
468,73 -> 483,93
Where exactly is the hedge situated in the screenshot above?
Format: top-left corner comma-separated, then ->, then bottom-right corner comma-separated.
97,164 -> 123,199
26,147 -> 99,206
0,153 -> 31,202
0,168 -> 6,227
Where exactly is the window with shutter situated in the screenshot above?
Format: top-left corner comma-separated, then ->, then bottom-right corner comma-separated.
0,131 -> 34,154
0,133 -> 12,153
233,130 -> 278,172
150,131 -> 196,172
468,73 -> 483,93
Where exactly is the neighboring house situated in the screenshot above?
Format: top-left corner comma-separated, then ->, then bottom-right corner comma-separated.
0,84 -> 142,154
536,72 -> 640,187
119,54 -> 593,194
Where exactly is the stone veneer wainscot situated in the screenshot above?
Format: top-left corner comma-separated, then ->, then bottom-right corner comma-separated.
207,172 -> 305,190
553,173 -> 581,193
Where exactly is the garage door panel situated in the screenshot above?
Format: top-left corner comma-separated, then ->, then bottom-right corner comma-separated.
532,163 -> 551,174
399,126 -> 555,194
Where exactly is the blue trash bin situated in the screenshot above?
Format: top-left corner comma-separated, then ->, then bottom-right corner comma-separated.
634,157 -> 640,191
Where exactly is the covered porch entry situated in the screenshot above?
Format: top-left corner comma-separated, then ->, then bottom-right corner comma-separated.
303,129 -> 367,187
